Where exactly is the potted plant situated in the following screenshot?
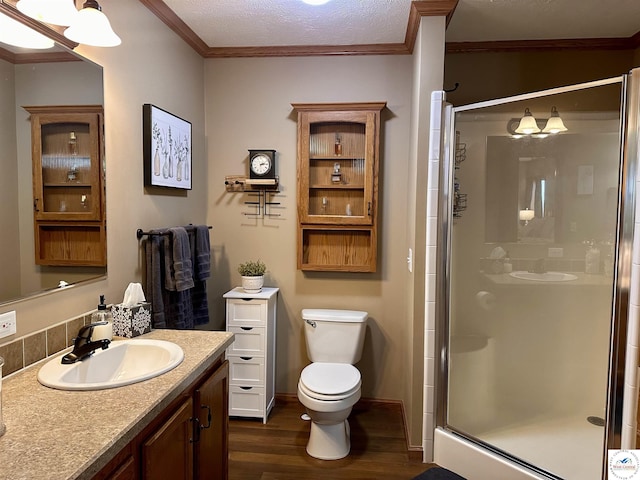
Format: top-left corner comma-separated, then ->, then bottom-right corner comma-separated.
238,259 -> 266,293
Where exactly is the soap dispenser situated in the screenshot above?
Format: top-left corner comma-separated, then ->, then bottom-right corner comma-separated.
91,295 -> 113,341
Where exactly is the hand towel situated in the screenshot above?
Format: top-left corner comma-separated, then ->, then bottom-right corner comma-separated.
170,227 -> 194,292
144,230 -> 167,329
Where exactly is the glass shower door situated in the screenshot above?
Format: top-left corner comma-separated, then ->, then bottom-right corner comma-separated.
444,78 -> 624,479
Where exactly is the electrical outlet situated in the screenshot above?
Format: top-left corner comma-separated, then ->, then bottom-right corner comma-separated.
0,311 -> 16,339
548,247 -> 564,258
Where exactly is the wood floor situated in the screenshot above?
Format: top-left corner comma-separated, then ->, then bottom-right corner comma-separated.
228,396 -> 437,480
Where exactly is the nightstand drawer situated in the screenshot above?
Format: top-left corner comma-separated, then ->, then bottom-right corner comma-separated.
227,300 -> 266,327
229,356 -> 265,386
228,326 -> 265,356
229,386 -> 265,417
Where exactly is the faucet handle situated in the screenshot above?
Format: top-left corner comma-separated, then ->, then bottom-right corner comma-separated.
74,322 -> 108,344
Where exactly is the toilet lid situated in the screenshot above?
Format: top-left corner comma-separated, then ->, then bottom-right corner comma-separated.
300,363 -> 361,396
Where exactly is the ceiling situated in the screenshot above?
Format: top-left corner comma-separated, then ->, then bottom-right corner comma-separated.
143,0 -> 640,57
2,0 -> 640,59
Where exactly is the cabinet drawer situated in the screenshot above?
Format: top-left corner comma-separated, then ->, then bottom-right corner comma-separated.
229,386 -> 265,417
229,356 -> 265,386
228,326 -> 265,355
227,299 -> 266,327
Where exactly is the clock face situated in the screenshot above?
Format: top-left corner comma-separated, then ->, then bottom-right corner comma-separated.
251,153 -> 272,176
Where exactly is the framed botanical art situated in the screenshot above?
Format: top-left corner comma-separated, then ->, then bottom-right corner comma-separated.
143,104 -> 192,189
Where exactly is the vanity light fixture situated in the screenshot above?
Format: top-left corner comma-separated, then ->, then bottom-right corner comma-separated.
519,208 -> 535,225
16,0 -> 79,27
508,107 -> 568,137
63,0 -> 121,47
542,106 -> 568,134
0,11 -> 54,49
514,108 -> 541,135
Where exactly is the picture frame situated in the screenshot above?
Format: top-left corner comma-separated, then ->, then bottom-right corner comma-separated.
143,104 -> 192,189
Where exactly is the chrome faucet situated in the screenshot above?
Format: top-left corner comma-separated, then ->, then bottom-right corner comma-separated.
61,322 -> 110,364
529,258 -> 546,274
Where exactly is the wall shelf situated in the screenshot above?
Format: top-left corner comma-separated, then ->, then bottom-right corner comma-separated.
224,175 -> 281,218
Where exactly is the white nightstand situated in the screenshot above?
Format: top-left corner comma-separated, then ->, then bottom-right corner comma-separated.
223,287 -> 278,423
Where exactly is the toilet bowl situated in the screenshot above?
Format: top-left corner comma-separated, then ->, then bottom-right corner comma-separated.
297,362 -> 362,460
298,309 -> 368,460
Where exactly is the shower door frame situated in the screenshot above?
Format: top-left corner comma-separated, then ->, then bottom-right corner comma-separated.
434,73 -> 639,479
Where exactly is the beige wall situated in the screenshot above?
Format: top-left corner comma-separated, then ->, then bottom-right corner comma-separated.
203,54 -> 416,402
0,59 -> 20,300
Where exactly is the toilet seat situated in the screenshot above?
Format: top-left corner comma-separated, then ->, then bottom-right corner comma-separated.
299,363 -> 361,401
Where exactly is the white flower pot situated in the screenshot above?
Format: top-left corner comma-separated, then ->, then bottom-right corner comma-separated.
241,275 -> 264,293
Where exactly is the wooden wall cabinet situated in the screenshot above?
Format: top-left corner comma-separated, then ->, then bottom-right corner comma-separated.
95,356 -> 229,480
292,102 -> 386,272
24,105 -> 106,266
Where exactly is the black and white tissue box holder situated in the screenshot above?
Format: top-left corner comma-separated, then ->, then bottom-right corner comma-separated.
112,302 -> 152,338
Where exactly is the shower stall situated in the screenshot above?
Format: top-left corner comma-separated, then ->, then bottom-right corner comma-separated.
431,70 -> 640,479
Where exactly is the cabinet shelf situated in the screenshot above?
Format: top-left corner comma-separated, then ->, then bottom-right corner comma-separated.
293,102 -> 385,272
309,184 -> 365,189
43,182 -> 92,187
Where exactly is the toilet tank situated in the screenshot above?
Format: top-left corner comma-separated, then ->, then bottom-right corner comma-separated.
302,309 -> 368,364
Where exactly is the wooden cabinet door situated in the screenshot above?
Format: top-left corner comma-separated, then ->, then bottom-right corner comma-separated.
27,107 -> 103,222
194,361 -> 229,480
142,398 -> 194,480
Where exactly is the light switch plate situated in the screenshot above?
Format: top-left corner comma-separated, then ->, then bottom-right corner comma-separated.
0,311 -> 17,339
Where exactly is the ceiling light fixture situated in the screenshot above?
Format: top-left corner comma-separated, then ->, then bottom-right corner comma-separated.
16,0 -> 79,27
301,0 -> 332,5
63,0 -> 121,47
0,12 -> 54,49
542,106 -> 568,134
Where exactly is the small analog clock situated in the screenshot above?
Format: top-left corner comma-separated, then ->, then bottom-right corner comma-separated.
249,149 -> 276,180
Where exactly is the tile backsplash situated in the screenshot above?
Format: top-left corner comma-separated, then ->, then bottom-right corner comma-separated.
0,313 -> 92,376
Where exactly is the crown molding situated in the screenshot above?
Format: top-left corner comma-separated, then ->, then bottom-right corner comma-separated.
138,0 -> 640,58
446,36 -> 640,54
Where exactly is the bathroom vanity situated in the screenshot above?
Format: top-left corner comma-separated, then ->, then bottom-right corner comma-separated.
0,329 -> 233,480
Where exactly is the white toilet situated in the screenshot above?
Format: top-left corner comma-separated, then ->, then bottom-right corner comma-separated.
297,308 -> 368,460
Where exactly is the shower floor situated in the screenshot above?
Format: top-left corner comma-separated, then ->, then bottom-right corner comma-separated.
480,412 -> 605,480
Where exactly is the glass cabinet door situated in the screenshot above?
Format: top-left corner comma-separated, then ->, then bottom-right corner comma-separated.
31,111 -> 102,221
299,110 -> 377,225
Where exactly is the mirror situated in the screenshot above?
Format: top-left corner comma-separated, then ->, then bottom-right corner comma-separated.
0,30 -> 105,305
485,131 -> 620,245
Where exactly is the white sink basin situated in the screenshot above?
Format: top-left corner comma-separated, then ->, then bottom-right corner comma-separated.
38,339 -> 184,391
509,271 -> 578,282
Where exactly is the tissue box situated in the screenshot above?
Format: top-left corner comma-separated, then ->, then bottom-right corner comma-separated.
112,302 -> 152,338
